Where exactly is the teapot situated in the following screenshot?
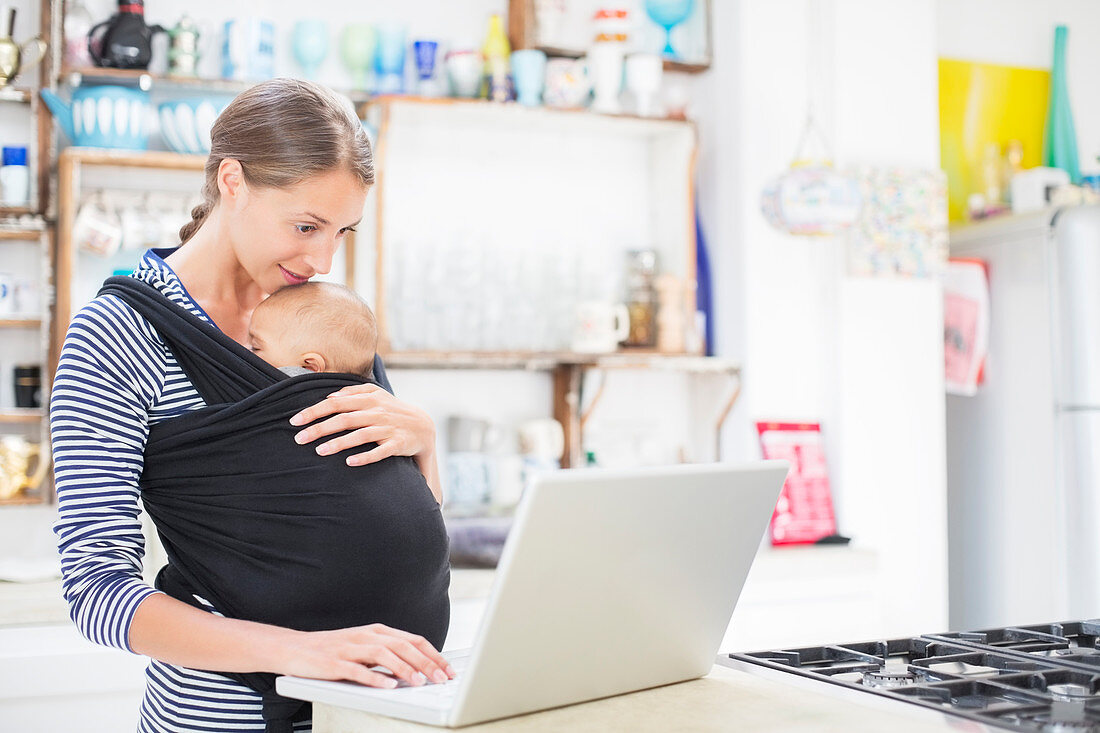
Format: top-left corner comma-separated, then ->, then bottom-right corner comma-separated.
0,435 -> 50,500
87,0 -> 165,70
0,7 -> 46,88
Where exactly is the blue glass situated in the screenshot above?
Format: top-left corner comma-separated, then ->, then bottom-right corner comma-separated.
511,49 -> 547,106
413,40 -> 438,81
645,0 -> 695,58
292,20 -> 328,80
374,23 -> 407,94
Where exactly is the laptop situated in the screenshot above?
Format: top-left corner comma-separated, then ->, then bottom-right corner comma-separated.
276,460 -> 789,728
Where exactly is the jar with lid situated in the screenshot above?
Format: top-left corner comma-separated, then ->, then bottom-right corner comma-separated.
623,249 -> 657,348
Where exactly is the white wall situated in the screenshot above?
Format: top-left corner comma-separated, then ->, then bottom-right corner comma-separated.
696,0 -> 947,635
936,0 -> 1100,171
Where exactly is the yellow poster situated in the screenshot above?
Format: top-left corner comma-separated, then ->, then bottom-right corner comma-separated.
939,58 -> 1050,223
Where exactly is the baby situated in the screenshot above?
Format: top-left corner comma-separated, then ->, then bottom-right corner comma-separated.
248,281 -> 378,379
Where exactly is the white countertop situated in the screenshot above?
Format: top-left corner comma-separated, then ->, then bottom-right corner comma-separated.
311,663 -> 960,733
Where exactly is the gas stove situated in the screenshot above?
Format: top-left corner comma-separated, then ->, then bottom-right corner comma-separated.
719,621 -> 1100,731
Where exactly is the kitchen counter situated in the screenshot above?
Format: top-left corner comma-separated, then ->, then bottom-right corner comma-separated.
309,664 -> 958,732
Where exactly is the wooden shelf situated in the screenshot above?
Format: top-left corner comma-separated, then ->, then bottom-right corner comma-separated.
0,206 -> 37,216
0,228 -> 45,240
0,494 -> 48,506
60,66 -> 372,103
0,87 -> 33,103
366,94 -> 697,136
0,318 -> 42,328
0,408 -> 44,423
59,147 -> 206,170
383,351 -> 739,373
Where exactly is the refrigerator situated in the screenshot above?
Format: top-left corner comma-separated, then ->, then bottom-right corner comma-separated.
946,204 -> 1100,630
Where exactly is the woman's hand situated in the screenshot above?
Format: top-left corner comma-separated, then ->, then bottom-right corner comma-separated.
290,383 -> 434,466
280,623 -> 455,688
289,383 -> 443,503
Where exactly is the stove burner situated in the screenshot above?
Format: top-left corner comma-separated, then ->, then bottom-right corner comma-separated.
1040,721 -> 1099,733
723,619 -> 1100,732
1048,683 -> 1094,702
861,669 -> 916,688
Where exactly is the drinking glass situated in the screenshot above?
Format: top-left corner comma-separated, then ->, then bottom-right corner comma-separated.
292,19 -> 328,80
340,24 -> 375,92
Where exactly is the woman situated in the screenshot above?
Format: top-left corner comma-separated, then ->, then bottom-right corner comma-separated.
50,79 -> 452,733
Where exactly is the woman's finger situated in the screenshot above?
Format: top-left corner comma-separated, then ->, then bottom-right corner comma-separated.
362,646 -> 423,686
314,426 -> 392,456
290,387 -> 386,427
335,660 -> 399,689
346,442 -> 399,466
294,408 -> 387,445
373,626 -> 455,677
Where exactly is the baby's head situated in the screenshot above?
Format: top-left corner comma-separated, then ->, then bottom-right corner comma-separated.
249,282 -> 378,378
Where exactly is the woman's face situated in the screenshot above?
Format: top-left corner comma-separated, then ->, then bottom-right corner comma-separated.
231,167 -> 367,295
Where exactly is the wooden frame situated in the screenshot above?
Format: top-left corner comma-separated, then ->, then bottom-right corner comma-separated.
509,0 -> 713,73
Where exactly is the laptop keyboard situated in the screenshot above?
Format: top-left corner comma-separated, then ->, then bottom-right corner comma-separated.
378,654 -> 469,704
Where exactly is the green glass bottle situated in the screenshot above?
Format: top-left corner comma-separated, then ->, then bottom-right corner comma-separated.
1043,25 -> 1080,184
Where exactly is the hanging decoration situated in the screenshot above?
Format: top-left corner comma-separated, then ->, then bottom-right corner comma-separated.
759,0 -> 862,237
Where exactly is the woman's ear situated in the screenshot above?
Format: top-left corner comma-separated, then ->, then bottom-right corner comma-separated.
301,353 -> 328,373
217,158 -> 246,204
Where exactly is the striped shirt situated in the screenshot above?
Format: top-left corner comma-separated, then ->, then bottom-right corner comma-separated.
50,249 -> 312,732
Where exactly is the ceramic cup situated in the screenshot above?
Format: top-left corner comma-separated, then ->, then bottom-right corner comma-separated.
543,56 -> 589,108
0,272 -> 12,316
626,53 -> 663,117
73,195 -> 122,257
511,49 -> 547,107
446,50 -> 482,98
587,43 -> 625,114
572,301 -> 630,353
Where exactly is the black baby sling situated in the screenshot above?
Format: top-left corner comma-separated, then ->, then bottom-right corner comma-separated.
97,276 -> 450,732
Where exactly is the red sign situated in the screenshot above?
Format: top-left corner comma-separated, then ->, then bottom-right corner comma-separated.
756,422 -> 837,545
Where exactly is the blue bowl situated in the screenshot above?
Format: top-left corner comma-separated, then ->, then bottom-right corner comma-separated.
157,97 -> 234,155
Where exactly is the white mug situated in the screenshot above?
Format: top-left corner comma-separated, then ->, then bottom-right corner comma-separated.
0,273 -> 13,316
73,196 -> 122,257
446,50 -> 482,98
586,43 -> 624,114
572,301 -> 630,353
626,53 -> 663,117
517,418 -> 564,460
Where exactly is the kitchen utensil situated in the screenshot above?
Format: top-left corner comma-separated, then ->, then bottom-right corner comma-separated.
87,0 -> 164,70
222,18 -> 274,81
41,84 -> 152,149
157,96 -> 232,155
340,24 -> 375,92
572,300 -> 630,353
413,39 -> 438,84
292,19 -> 328,80
543,56 -> 589,109
374,22 -> 407,94
511,49 -> 546,107
0,272 -> 11,315
167,15 -> 201,77
587,43 -> 624,114
13,364 -> 39,407
445,49 -> 481,98
645,0 -> 695,58
0,434 -> 49,499
73,192 -> 122,257
625,53 -> 662,117
0,6 -> 45,87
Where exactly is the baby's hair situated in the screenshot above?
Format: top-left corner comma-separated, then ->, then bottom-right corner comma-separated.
257,282 -> 377,378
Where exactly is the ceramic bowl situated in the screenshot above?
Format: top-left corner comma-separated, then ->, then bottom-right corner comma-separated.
157,97 -> 233,155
